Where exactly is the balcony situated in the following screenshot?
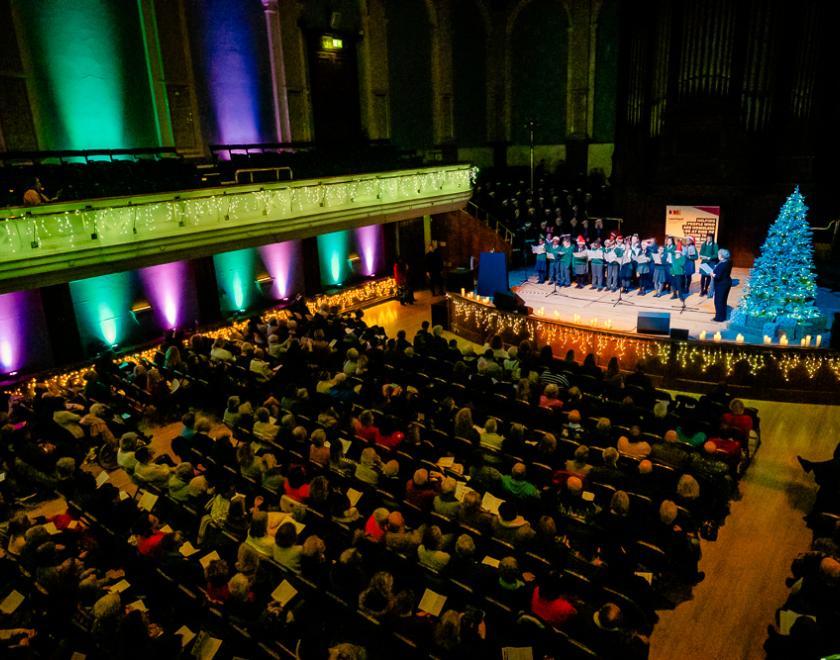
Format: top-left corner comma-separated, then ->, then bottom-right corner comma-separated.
0,164 -> 474,293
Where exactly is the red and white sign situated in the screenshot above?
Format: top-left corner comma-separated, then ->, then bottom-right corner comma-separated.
665,205 -> 720,244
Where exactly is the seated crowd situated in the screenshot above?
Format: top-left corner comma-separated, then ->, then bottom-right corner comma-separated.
0,299 -> 759,658
763,444 -> 840,657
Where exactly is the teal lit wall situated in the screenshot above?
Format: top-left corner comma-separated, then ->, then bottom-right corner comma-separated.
510,0 -> 568,144
14,0 -> 160,150
317,230 -> 352,287
452,0 -> 487,147
214,248 -> 260,313
69,270 -> 138,353
386,0 -> 433,149
593,0 -> 619,142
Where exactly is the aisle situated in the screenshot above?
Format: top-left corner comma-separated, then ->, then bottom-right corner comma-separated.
650,399 -> 840,659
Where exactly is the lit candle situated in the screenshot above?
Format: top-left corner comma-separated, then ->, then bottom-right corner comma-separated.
763,335 -> 772,344
801,338 -> 807,347
573,314 -> 581,323
736,333 -> 744,344
805,335 -> 812,346
713,332 -> 722,343
460,288 -> 465,296
699,331 -> 707,341
780,334 -> 788,346
816,335 -> 822,347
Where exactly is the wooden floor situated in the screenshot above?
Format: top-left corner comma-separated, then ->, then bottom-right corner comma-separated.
31,292 -> 838,659
649,398 -> 840,659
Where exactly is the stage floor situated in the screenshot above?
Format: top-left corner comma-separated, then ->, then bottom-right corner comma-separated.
508,267 -> 837,344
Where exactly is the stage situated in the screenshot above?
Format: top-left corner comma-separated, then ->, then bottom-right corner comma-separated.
509,267 -> 840,345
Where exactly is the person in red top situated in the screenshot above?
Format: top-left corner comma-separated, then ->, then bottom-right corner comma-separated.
364,508 -> 390,542
353,410 -> 381,444
539,383 -> 564,410
405,468 -> 440,511
375,416 -> 404,451
283,465 -> 311,503
721,399 -> 753,437
133,513 -> 168,557
530,571 -> 577,627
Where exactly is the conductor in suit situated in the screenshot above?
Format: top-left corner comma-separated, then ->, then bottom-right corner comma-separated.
711,248 -> 733,322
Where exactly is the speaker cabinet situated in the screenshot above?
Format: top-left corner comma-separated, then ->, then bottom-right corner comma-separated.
637,311 -> 671,335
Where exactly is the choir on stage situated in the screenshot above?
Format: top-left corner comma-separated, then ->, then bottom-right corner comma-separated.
533,231 -> 724,303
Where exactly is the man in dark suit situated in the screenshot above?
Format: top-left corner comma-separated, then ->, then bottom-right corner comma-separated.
711,248 -> 733,322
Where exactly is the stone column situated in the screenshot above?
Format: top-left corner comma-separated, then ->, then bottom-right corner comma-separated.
428,0 -> 454,145
260,0 -> 292,142
357,0 -> 391,140
137,0 -> 175,147
272,0 -> 312,142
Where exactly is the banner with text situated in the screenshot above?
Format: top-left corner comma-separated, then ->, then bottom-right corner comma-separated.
665,205 -> 720,243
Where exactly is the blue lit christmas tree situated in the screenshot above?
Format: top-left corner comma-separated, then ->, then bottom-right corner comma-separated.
737,186 -> 819,321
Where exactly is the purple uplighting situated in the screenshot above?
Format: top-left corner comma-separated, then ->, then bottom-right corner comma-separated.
139,261 -> 187,329
258,240 -> 301,299
354,224 -> 383,276
194,0 -> 268,145
0,292 -> 29,372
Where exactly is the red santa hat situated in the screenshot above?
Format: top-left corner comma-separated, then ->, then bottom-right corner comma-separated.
576,235 -> 586,243
676,241 -> 684,251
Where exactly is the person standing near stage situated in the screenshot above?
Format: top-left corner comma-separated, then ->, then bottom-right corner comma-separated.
634,238 -> 651,295
547,236 -> 560,284
684,236 -> 698,295
533,236 -> 548,284
662,236 -> 676,294
699,233 -> 719,298
652,244 -> 668,297
669,242 -> 687,300
618,236 -> 634,293
589,239 -> 605,291
711,248 -> 733,322
424,241 -> 445,296
572,236 -> 589,289
605,238 -> 620,292
558,236 -> 573,287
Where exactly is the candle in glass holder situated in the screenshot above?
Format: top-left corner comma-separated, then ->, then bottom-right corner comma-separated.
780,334 -> 788,346
699,330 -> 707,341
763,335 -> 772,344
736,334 -> 744,344
801,338 -> 807,347
460,288 -> 465,296
805,335 -> 812,346
713,332 -> 722,342
816,335 -> 822,347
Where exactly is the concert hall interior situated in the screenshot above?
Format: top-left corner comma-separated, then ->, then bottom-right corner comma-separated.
1,1 -> 840,659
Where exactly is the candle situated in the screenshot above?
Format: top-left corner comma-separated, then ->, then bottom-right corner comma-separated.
817,335 -> 822,347
713,332 -> 722,343
573,314 -> 581,323
763,335 -> 772,344
801,338 -> 807,347
736,333 -> 744,344
699,331 -> 707,341
460,288 -> 465,296
805,334 -> 812,346
780,334 -> 788,346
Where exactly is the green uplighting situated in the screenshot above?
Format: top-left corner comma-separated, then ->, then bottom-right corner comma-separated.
69,270 -> 134,350
214,248 -> 258,313
15,0 -> 158,149
317,231 -> 351,286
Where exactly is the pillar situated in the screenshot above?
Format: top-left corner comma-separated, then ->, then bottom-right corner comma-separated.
357,0 -> 391,140
278,0 -> 312,142
428,0 -> 454,145
260,0 -> 292,142
137,0 -> 175,147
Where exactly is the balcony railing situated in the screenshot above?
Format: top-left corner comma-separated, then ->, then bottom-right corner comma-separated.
0,165 -> 475,265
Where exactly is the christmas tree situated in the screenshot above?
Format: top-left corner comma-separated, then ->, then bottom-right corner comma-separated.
737,186 -> 819,321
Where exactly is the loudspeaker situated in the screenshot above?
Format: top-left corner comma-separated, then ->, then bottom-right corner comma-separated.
637,311 -> 671,335
431,299 -> 449,330
493,290 -> 518,311
670,328 -> 690,340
